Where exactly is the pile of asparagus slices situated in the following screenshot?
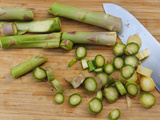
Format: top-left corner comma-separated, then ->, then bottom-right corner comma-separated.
0,2 -> 156,120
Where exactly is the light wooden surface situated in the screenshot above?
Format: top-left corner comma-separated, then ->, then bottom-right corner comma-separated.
0,0 -> 160,120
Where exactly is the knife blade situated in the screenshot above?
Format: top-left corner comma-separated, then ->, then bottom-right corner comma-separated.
103,3 -> 160,92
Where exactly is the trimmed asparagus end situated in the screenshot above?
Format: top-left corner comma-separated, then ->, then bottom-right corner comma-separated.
60,39 -> 73,51
81,59 -> 88,69
0,23 -> 18,36
70,72 -> 85,88
46,66 -> 55,82
11,52 -> 48,78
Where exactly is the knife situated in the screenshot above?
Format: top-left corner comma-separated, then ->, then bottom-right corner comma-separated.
103,3 -> 160,92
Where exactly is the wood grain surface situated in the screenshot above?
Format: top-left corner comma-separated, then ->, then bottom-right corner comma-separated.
0,0 -> 160,120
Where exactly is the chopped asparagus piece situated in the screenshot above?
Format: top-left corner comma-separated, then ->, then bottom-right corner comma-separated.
60,39 -> 73,51
49,3 -> 122,32
115,81 -> 127,95
84,77 -> 102,92
109,109 -> 120,120
15,18 -> 61,33
140,93 -> 156,108
46,66 -> 55,82
94,68 -> 103,73
96,72 -> 108,87
87,60 -> 96,72
140,76 -> 155,92
113,42 -> 125,56
68,58 -> 76,67
127,33 -> 142,47
0,23 -> 18,36
70,73 -> 85,88
96,90 -> 103,101
81,59 -> 88,69
68,93 -> 82,106
11,52 -> 48,78
75,46 -> 87,59
125,81 -> 140,96
54,92 -> 65,104
136,48 -> 150,60
0,8 -> 34,20
88,97 -> 103,114
51,79 -> 64,93
0,32 -> 61,48
136,65 -> 153,77
104,86 -> 119,103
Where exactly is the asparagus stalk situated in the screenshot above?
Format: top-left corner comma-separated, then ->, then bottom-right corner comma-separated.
15,18 -> 61,33
60,39 -> 73,51
62,32 -> 116,46
0,23 -> 18,36
0,32 -> 61,48
0,8 -> 34,21
48,3 -> 122,32
0,18 -> 61,33
11,52 -> 48,78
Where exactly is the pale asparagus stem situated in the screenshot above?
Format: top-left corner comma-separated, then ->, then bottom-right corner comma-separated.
62,32 -> 117,46
0,8 -> 34,20
11,52 -> 48,78
0,23 -> 18,36
0,32 -> 61,48
60,39 -> 73,51
48,3 -> 122,32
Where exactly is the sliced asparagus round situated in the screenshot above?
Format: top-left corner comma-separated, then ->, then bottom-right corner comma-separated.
33,67 -> 47,81
68,93 -> 82,106
140,93 -> 156,108
88,97 -> 103,114
54,92 -> 65,104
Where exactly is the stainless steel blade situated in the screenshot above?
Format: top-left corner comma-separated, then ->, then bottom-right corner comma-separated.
103,3 -> 160,92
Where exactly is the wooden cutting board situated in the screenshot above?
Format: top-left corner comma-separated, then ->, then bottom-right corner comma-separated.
0,0 -> 160,119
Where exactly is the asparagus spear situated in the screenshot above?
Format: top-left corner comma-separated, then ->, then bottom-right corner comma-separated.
0,32 -> 61,48
48,3 -> 122,32
0,23 -> 18,36
62,32 -> 117,46
0,8 -> 34,20
11,52 -> 48,78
